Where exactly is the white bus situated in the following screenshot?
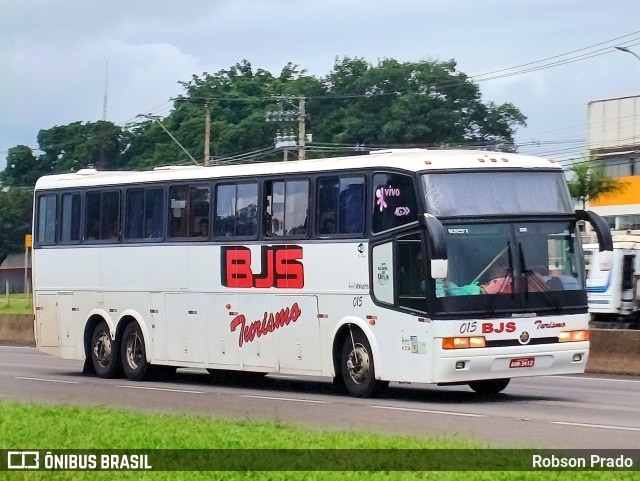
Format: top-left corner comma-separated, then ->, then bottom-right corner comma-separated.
32,149 -> 613,397
584,234 -> 640,327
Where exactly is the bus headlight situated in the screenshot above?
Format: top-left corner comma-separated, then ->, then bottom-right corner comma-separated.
558,330 -> 589,342
442,337 -> 486,349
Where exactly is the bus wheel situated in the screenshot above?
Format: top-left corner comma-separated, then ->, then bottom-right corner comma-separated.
341,330 -> 382,398
91,321 -> 119,378
468,378 -> 510,395
121,323 -> 151,381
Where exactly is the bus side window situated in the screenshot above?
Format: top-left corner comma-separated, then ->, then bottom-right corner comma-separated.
189,186 -> 210,239
100,191 -> 121,241
169,186 -> 188,238
339,181 -> 364,234
317,175 -> 364,236
145,188 -> 164,239
169,185 -> 210,239
60,192 -> 81,243
84,190 -> 120,242
236,183 -> 258,236
397,234 -> 427,311
215,182 -> 257,237
265,179 -> 309,237
126,187 -> 164,240
36,194 -> 57,245
372,173 -> 418,233
126,189 -> 145,239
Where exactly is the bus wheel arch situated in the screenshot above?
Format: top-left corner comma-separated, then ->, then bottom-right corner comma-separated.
119,320 -> 152,381
332,321 -> 387,398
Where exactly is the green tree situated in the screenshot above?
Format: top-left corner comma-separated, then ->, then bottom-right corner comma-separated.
3,58 -> 529,177
0,187 -> 33,267
568,161 -> 626,209
0,146 -> 44,187
311,57 -> 526,150
37,121 -> 123,173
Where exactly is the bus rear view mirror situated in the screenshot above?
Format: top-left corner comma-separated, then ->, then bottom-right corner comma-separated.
421,214 -> 448,279
431,259 -> 448,279
598,250 -> 613,271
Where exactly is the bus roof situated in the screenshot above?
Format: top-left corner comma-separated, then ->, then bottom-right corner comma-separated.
34,149 -> 562,190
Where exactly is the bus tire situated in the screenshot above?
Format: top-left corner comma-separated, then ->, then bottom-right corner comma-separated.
91,321 -> 120,378
468,378 -> 510,395
121,322 -> 152,381
340,330 -> 383,398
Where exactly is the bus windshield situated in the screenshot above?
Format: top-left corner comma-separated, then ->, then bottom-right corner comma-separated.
432,220 -> 586,318
421,171 -> 573,217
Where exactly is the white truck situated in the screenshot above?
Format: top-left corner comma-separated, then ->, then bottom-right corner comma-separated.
584,234 -> 640,328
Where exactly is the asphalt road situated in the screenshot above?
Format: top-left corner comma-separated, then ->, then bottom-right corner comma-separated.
1,345 -> 639,449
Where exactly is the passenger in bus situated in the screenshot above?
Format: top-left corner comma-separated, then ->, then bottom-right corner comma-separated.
321,218 -> 337,234
480,258 -> 512,294
195,218 -> 209,237
436,277 -> 482,297
271,218 -> 282,235
86,221 -> 100,240
108,223 -> 120,240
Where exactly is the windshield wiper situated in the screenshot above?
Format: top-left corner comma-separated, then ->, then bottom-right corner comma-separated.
506,241 -> 515,299
518,243 -> 560,312
483,242 -> 514,318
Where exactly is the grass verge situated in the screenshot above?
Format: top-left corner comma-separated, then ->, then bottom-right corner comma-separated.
0,401 -> 634,480
0,293 -> 33,315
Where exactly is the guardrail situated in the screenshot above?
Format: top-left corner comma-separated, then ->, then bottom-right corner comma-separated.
1,314 -> 638,376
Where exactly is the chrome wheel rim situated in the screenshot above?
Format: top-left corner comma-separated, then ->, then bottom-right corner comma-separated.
93,331 -> 112,368
346,343 -> 370,384
125,329 -> 143,370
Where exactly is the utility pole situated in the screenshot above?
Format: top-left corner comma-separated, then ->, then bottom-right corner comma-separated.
265,96 -> 308,160
102,61 -> 108,121
204,102 -> 211,166
298,98 -> 306,160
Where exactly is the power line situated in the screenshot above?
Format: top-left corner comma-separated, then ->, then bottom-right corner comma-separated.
472,31 -> 640,79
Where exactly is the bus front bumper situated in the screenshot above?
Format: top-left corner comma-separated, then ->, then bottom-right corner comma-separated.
431,341 -> 589,384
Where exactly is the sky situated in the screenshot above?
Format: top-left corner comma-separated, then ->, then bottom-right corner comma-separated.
2,0 -> 639,171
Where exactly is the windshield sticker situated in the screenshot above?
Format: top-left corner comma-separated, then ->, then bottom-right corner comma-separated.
394,206 -> 411,217
401,336 -> 427,354
376,185 -> 401,211
425,186 -> 442,215
377,262 -> 390,285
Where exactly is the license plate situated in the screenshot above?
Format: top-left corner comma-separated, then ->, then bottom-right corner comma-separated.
509,357 -> 535,368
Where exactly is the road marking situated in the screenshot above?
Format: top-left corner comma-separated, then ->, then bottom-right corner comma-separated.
116,385 -> 204,394
371,405 -> 485,417
550,376 -> 640,384
17,376 -> 77,384
550,421 -> 640,432
239,394 -> 329,404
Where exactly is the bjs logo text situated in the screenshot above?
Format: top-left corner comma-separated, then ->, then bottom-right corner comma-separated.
482,321 -> 516,334
221,245 -> 304,288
